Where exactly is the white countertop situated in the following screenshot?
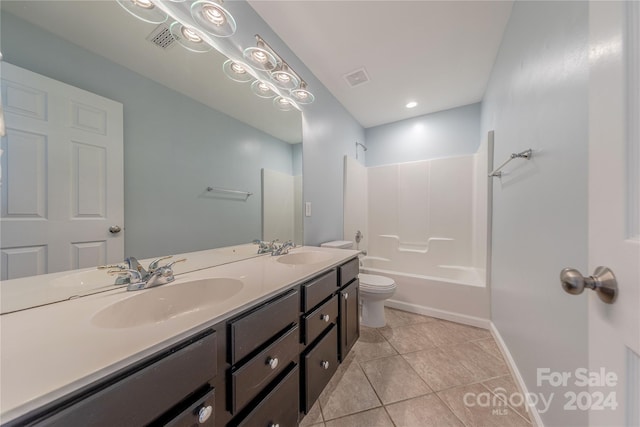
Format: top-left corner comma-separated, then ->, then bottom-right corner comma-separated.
0,243 -> 266,314
0,246 -> 359,424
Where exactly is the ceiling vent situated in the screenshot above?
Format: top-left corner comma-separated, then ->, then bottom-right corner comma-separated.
343,67 -> 370,88
146,24 -> 175,50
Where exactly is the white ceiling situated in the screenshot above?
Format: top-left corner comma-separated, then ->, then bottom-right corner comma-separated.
1,1 -> 303,143
3,1 -> 514,136
248,0 -> 513,129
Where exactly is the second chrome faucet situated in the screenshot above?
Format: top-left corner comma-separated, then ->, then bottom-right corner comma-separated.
101,256 -> 186,291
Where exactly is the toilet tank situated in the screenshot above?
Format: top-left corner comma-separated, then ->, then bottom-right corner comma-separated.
320,240 -> 353,249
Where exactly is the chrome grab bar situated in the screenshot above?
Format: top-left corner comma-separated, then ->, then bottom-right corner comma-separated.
206,186 -> 253,197
489,149 -> 533,178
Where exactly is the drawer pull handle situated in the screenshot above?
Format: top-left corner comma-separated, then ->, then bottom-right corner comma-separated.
344,292 -> 349,300
267,357 -> 279,370
198,405 -> 213,424
321,360 -> 330,370
321,314 -> 330,322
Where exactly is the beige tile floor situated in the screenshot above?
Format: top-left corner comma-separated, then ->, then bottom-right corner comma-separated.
300,307 -> 532,427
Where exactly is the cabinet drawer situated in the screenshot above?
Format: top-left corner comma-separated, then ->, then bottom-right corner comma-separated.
303,295 -> 338,345
230,325 -> 299,413
38,330 -> 217,427
339,258 -> 359,287
234,365 -> 299,427
303,270 -> 337,311
229,290 -> 298,364
162,388 -> 215,427
303,325 -> 339,413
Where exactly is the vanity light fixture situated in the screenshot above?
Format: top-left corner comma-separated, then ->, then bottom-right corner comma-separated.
169,21 -> 212,53
191,0 -> 236,38
223,60 -> 253,82
273,96 -> 299,112
243,46 -> 278,71
270,64 -> 299,90
290,82 -> 315,104
251,80 -> 278,98
116,0 -> 168,24
117,3 -> 314,111
243,35 -> 315,107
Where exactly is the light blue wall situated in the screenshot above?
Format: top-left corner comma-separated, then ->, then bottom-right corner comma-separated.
1,12 -> 295,258
223,2 -> 366,246
292,143 -> 303,176
365,103 -> 481,167
481,2 -> 588,425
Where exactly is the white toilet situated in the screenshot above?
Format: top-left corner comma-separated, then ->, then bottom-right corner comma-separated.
320,241 -> 396,328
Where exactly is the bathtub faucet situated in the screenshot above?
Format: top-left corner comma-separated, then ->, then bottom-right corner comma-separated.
358,251 -> 368,267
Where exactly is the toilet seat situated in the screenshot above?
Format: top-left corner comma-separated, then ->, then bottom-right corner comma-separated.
359,274 -> 396,293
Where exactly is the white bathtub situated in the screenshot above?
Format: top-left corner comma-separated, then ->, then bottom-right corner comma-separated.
361,259 -> 490,327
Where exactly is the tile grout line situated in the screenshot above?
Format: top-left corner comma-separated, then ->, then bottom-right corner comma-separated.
318,309 -> 524,426
479,380 -> 533,424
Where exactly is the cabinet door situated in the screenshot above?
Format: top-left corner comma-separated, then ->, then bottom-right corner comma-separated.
339,280 -> 359,361
302,325 -> 339,413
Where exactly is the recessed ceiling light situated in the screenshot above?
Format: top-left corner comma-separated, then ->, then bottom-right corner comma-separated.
406,101 -> 418,109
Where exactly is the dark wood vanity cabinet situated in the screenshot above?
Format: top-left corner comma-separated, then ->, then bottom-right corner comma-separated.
338,259 -> 360,361
225,290 -> 300,426
19,329 -> 218,427
9,257 -> 360,427
339,279 -> 360,361
298,257 -> 359,415
302,325 -> 339,413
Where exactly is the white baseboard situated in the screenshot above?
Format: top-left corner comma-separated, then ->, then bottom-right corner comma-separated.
385,299 -> 490,329
489,322 -> 544,427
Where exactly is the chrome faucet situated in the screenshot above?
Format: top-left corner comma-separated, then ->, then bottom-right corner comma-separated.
252,239 -> 295,255
103,256 -> 186,291
253,239 -> 278,254
98,256 -> 145,285
143,258 -> 186,289
272,240 -> 295,256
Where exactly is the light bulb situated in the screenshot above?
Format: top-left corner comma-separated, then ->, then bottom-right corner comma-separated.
230,63 -> 246,74
252,51 -> 267,64
132,0 -> 154,9
181,26 -> 202,43
406,101 -> 418,109
290,88 -> 314,104
276,73 -> 290,83
202,4 -> 226,26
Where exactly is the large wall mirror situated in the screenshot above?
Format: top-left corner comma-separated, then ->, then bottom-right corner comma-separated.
0,1 -> 303,312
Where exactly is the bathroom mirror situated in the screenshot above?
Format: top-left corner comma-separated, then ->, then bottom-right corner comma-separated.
0,0 -> 303,312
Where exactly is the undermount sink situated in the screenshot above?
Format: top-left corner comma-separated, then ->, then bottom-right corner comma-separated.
276,251 -> 333,265
91,278 -> 243,329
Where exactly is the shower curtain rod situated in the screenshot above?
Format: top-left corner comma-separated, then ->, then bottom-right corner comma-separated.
489,149 -> 533,178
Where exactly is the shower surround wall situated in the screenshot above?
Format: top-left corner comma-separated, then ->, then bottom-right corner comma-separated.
344,142 -> 491,324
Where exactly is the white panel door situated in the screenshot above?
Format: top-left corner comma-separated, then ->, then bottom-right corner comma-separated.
1,63 -> 123,280
587,2 -> 640,425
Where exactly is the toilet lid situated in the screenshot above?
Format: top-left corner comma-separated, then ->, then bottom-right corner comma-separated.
358,274 -> 396,291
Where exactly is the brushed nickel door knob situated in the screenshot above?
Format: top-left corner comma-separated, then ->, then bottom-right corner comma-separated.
560,266 -> 618,304
109,225 -> 121,234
